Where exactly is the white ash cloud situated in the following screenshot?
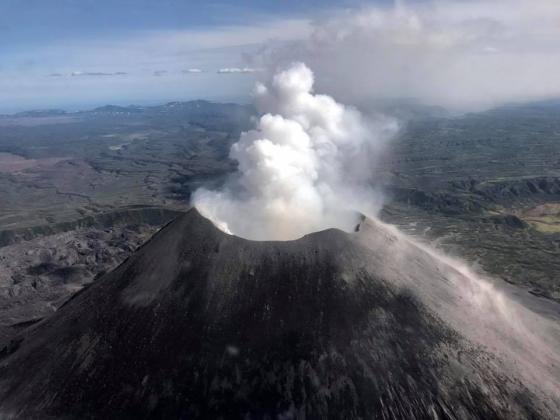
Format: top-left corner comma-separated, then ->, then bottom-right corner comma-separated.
253,0 -> 560,111
194,62 -> 397,240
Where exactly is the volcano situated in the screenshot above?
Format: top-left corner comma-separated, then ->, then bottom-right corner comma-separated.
0,208 -> 559,419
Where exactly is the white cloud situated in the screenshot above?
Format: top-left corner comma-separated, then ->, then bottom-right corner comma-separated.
217,67 -> 262,74
30,18 -> 311,75
71,71 -> 128,77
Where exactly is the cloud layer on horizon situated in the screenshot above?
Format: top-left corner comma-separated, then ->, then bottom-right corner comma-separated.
217,67 -> 262,74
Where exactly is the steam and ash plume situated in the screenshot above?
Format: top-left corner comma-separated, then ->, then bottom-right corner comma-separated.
193,62 -> 398,240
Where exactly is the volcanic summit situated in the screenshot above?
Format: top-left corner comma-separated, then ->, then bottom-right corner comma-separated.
0,208 -> 559,419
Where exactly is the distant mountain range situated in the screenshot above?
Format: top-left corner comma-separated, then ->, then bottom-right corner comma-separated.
0,100 -> 254,119
5,97 -> 560,123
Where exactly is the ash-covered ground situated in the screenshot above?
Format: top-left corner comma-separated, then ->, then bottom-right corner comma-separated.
0,223 -> 160,329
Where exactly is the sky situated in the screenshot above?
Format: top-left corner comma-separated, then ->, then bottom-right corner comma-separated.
1,0 -> 559,113
0,0 -> 378,112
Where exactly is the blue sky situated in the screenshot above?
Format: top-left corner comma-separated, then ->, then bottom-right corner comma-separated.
0,0 -> 381,112
3,0 -> 558,113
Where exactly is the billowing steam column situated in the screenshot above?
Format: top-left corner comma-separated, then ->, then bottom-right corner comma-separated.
193,62 -> 398,240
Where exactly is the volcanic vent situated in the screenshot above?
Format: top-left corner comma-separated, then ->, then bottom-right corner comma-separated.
0,208 -> 559,419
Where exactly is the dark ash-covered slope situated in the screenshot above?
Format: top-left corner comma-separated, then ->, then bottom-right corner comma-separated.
0,208 -> 559,419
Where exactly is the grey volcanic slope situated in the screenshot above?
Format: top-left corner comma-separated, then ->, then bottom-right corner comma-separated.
0,208 -> 559,419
